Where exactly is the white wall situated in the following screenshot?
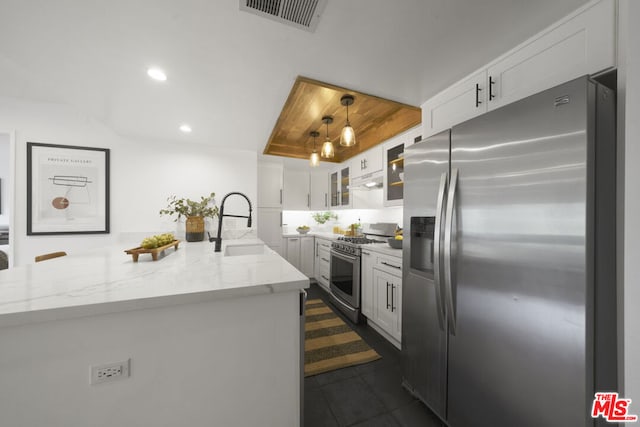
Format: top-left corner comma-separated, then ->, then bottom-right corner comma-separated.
0,96 -> 257,266
0,134 -> 8,226
619,0 -> 640,402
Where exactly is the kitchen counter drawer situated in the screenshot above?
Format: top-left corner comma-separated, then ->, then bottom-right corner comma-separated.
375,253 -> 402,276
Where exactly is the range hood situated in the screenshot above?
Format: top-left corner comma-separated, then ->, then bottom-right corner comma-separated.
349,170 -> 383,190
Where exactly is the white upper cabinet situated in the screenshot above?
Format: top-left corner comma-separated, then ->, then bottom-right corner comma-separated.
422,70 -> 487,138
309,170 -> 329,211
329,165 -> 351,209
351,146 -> 383,180
283,169 -> 310,210
421,0 -> 616,138
487,0 -> 616,111
257,163 -> 283,208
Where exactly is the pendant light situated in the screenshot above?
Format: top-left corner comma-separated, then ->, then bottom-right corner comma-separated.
339,94 -> 356,147
321,116 -> 335,158
309,131 -> 320,167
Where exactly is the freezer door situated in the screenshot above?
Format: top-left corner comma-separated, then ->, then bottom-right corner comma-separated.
401,130 -> 450,420
447,77 -> 593,427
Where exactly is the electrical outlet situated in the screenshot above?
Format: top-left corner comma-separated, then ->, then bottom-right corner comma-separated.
90,359 -> 130,385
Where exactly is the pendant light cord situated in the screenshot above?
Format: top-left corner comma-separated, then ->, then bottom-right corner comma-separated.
346,101 -> 349,125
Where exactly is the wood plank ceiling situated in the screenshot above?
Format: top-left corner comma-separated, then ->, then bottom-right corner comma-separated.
263,77 -> 421,163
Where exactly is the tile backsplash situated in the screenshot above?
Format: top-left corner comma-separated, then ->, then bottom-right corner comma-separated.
282,208 -> 402,234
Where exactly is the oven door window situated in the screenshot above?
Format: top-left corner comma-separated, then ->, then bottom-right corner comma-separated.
331,251 -> 355,296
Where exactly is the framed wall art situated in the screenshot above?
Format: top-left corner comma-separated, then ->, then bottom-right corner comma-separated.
27,142 -> 110,235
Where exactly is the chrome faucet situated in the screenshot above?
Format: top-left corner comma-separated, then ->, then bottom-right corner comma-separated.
211,192 -> 253,252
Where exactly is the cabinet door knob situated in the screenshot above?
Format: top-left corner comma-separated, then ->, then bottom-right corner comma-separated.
475,83 -> 482,107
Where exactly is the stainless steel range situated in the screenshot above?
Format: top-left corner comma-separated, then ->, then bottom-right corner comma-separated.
329,236 -> 386,323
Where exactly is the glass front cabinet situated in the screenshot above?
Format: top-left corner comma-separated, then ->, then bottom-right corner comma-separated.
330,166 -> 350,208
385,143 -> 404,206
330,171 -> 339,207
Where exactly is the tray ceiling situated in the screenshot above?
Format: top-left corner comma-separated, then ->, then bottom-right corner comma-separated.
263,76 -> 421,163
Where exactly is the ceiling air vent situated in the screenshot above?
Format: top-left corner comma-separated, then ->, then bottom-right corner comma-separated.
240,0 -> 327,32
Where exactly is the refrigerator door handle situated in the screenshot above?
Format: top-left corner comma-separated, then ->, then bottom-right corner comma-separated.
444,168 -> 458,335
433,171 -> 448,331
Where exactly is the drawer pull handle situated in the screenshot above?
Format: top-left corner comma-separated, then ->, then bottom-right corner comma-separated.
381,261 -> 401,270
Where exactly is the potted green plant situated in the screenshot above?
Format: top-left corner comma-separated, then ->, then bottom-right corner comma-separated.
159,193 -> 219,242
311,211 -> 338,225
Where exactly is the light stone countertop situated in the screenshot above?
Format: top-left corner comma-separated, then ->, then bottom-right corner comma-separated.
0,239 -> 308,328
281,232 -> 403,258
363,243 -> 403,258
282,231 -> 340,239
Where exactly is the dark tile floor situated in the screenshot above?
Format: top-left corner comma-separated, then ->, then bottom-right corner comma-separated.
304,283 -> 444,427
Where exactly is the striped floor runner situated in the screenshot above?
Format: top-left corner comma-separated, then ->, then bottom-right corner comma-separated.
305,298 -> 381,377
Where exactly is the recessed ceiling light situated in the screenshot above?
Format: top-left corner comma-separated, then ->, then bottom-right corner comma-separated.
179,124 -> 192,133
147,68 -> 167,81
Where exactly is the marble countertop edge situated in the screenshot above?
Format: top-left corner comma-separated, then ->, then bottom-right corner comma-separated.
0,278 -> 309,329
0,239 -> 309,329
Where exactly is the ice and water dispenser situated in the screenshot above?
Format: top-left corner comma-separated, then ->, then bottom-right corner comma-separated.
410,216 -> 435,276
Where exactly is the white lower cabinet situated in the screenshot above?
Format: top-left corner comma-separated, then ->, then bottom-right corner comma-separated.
315,238 -> 332,292
373,268 -> 402,344
361,250 -> 375,318
300,237 -> 315,278
285,237 -> 301,268
361,251 -> 402,349
284,236 -> 314,277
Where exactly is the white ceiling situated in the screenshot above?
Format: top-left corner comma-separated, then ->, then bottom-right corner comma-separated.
0,0 -> 588,152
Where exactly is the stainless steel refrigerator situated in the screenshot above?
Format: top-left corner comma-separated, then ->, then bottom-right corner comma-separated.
401,75 -> 617,427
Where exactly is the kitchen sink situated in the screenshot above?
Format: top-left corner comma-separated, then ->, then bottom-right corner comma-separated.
223,243 -> 266,256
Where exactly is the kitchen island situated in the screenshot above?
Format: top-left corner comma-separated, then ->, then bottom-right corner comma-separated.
0,239 -> 308,427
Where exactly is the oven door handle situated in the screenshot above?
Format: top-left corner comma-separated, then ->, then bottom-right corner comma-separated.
330,249 -> 359,263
